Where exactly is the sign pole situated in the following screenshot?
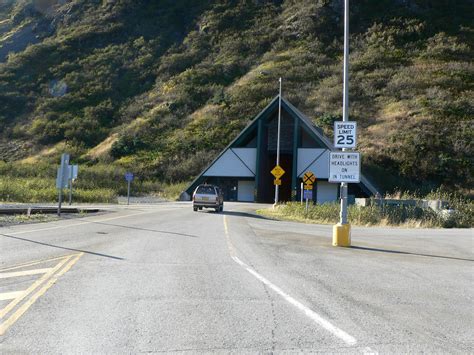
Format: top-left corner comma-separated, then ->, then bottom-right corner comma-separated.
340,0 -> 350,225
58,188 -> 63,216
68,179 -> 73,205
332,0 -> 351,247
300,182 -> 303,205
273,77 -> 282,208
127,180 -> 131,205
124,172 -> 134,205
57,153 -> 69,216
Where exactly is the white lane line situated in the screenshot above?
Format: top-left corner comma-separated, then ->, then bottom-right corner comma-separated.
3,208 -> 178,236
0,291 -> 24,301
231,254 -> 357,346
0,255 -> 72,272
223,215 -> 358,346
0,268 -> 52,279
363,346 -> 379,354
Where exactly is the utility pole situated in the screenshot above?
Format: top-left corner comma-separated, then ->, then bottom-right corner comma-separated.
273,77 -> 282,208
331,0 -> 353,247
340,0 -> 350,225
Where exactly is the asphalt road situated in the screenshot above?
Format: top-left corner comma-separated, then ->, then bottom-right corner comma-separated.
0,202 -> 472,354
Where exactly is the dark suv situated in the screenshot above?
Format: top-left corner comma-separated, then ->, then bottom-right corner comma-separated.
193,184 -> 224,212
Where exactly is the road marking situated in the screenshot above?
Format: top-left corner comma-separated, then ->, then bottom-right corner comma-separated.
4,208 -> 177,236
0,253 -> 83,336
0,255 -> 72,319
0,291 -> 24,301
0,255 -> 77,272
363,346 -> 379,354
223,215 -> 358,346
0,268 -> 52,279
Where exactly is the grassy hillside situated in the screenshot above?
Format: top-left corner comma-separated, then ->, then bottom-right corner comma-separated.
0,0 -> 472,194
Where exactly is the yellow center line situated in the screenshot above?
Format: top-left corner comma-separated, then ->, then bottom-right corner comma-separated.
0,253 -> 83,336
0,255 -> 73,319
0,268 -> 52,279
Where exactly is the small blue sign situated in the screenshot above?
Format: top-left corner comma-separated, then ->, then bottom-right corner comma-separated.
303,190 -> 313,200
125,172 -> 134,182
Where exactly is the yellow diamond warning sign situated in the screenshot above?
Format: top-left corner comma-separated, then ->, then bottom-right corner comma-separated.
271,165 -> 285,179
303,171 -> 316,184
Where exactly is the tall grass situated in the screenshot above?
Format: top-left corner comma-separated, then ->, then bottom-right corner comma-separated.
261,200 -> 473,228
0,161 -> 188,203
155,181 -> 189,200
0,178 -> 117,203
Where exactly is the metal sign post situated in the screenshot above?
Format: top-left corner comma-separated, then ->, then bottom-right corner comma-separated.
300,182 -> 303,205
332,0 -> 353,247
127,181 -> 131,205
303,189 -> 313,213
340,0 -> 350,226
273,77 -> 282,208
124,172 -> 134,205
68,178 -> 73,206
56,153 -> 70,216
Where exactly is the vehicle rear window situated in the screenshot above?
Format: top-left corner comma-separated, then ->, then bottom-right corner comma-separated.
196,186 -> 215,194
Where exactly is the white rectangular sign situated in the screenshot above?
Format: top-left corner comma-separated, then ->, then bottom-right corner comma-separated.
334,121 -> 357,148
70,164 -> 78,180
56,154 -> 70,189
56,167 -> 69,188
329,152 -> 361,183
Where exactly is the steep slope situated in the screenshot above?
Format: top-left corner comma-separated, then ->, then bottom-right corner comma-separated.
0,0 -> 472,192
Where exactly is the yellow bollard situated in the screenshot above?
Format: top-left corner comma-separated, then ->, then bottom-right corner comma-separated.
332,223 -> 351,247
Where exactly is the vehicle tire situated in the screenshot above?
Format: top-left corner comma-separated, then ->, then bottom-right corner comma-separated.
199,207 -> 203,210
220,205 -> 224,212
193,207 -> 198,212
215,207 -> 220,213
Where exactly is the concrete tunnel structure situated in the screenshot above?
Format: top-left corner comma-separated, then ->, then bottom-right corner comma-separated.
185,96 -> 379,203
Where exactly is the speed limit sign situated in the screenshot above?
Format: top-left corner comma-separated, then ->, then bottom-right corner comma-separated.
334,121 -> 357,148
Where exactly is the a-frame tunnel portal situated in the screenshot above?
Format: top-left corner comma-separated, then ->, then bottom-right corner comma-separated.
185,96 -> 378,204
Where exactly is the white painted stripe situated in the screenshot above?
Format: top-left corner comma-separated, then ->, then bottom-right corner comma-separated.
223,215 -> 358,346
5,208 -> 177,236
363,346 -> 379,354
231,255 -> 357,346
0,268 -> 52,279
0,291 -> 24,301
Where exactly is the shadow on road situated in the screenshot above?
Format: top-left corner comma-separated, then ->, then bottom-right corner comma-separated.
219,210 -> 272,220
89,221 -> 199,238
351,245 -> 473,262
0,233 -> 124,260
